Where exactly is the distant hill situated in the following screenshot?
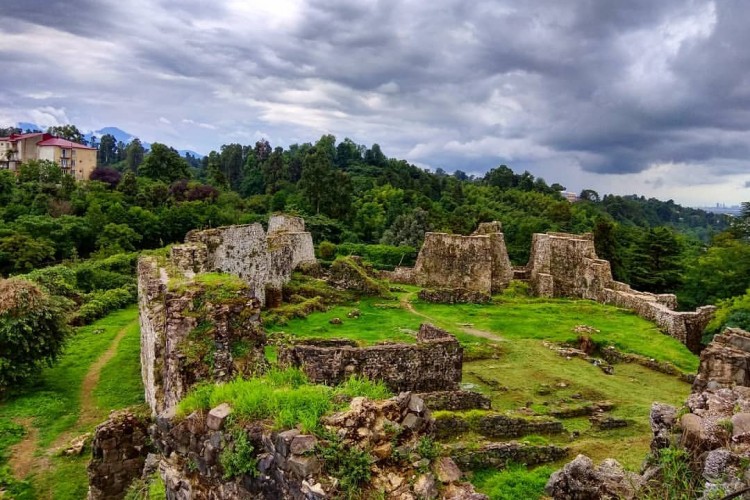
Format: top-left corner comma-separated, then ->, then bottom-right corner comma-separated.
15,122 -> 204,159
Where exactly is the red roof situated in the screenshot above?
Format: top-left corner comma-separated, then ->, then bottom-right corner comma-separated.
37,137 -> 96,150
0,132 -> 46,141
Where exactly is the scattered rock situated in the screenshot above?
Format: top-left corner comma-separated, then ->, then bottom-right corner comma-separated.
329,317 -> 342,325
62,433 -> 90,456
347,309 -> 361,318
413,473 -> 438,499
545,454 -> 642,499
433,457 -> 462,483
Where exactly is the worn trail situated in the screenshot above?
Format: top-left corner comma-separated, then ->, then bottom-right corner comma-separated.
399,292 -> 505,341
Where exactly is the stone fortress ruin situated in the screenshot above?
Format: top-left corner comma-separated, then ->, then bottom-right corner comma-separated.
387,223 -> 715,353
90,215 -> 720,498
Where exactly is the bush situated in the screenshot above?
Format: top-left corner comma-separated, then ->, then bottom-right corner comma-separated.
334,243 -> 417,270
318,241 -> 337,260
70,285 -> 137,326
0,278 -> 70,393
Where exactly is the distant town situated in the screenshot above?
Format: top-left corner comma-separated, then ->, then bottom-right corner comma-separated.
695,204 -> 743,216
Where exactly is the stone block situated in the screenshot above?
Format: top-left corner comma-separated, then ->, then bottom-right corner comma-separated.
206,404 -> 233,431
276,429 -> 300,457
290,435 -> 318,455
288,455 -> 322,478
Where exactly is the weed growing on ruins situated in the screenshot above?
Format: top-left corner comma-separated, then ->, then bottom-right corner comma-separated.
220,430 -> 258,480
316,431 -> 373,498
124,473 -> 166,499
335,375 -> 392,401
641,447 -> 700,499
416,436 -> 440,462
471,464 -> 555,500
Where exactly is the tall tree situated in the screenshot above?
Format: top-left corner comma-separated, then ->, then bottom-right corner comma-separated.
138,143 -> 189,183
46,124 -> 86,144
125,138 -> 145,172
97,133 -> 117,166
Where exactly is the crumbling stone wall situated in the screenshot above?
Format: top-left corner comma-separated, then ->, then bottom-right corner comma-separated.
138,257 -> 267,415
278,323 -> 463,392
408,222 -> 513,294
179,215 -> 316,306
693,328 -> 750,392
148,393 -> 487,499
87,411 -> 151,500
526,232 -> 715,353
434,413 -> 564,440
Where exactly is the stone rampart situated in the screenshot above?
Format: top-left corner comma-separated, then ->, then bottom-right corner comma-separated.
138,257 -> 267,415
526,232 -> 715,353
277,323 -> 463,392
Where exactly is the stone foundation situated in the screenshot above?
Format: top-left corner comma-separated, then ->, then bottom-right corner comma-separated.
277,323 -> 462,393
418,391 -> 492,411
434,413 -> 564,440
450,442 -> 568,470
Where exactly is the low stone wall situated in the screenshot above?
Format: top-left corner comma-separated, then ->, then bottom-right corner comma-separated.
450,442 -> 568,470
145,393 -> 487,499
87,411 -> 151,500
277,323 -> 462,393
434,412 -> 564,440
138,257 -> 267,415
418,391 -> 492,411
418,287 -> 491,304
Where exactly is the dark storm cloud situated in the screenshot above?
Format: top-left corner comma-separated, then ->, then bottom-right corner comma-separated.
0,0 -> 114,37
1,0 -> 749,203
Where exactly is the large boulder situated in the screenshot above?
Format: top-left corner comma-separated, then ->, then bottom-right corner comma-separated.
545,454 -> 643,500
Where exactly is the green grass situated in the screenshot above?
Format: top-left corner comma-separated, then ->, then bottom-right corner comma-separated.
95,319 -> 144,410
177,369 -> 392,433
0,306 -> 141,499
411,295 -> 698,372
471,464 -> 556,500
266,296 -> 421,345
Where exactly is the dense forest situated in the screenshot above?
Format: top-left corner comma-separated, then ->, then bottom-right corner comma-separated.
1,126 -> 749,349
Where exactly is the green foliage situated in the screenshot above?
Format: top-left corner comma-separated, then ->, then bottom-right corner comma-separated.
317,433 -> 373,498
416,436 -> 440,462
318,240 -> 336,260
679,236 -> 750,309
220,430 -> 258,479
642,447 -> 699,500
0,278 -> 70,393
137,143 -> 190,183
124,473 -> 166,500
704,288 -> 750,343
70,285 -> 137,326
333,242 -> 417,269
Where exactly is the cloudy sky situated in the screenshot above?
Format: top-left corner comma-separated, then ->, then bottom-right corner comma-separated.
1,0 -> 749,205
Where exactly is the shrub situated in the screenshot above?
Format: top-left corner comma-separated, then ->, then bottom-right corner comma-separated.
334,243 -> 417,270
70,285 -> 137,326
318,241 -> 337,260
220,430 -> 258,479
317,434 -> 373,498
0,278 -> 70,393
